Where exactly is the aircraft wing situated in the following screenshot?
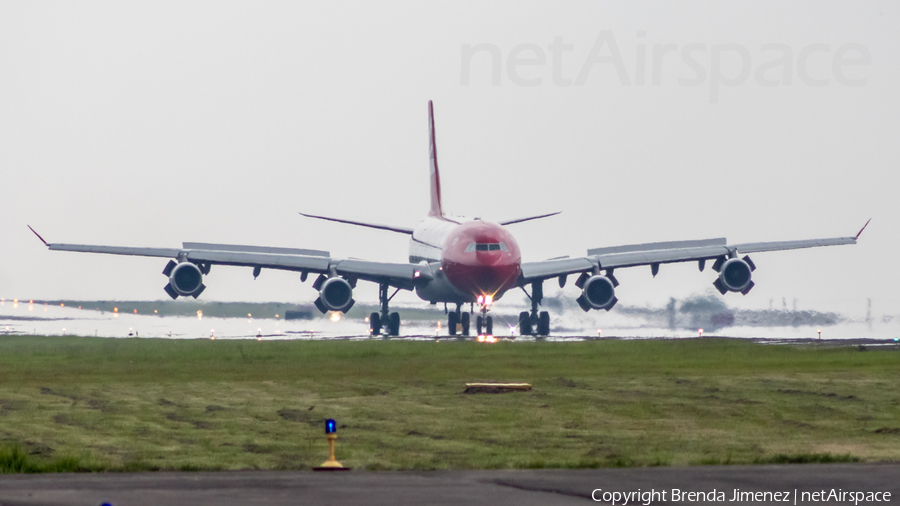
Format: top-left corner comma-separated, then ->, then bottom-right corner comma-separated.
33,232 -> 431,290
519,225 -> 867,284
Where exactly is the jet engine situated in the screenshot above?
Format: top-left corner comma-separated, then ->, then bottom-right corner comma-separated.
313,276 -> 355,313
575,274 -> 618,311
713,256 -> 755,295
163,261 -> 206,299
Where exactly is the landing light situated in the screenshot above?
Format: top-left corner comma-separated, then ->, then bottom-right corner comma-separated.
330,312 -> 341,322
485,295 -> 493,306
477,295 -> 484,304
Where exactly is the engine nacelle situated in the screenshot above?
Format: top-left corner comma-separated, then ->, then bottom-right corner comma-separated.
713,257 -> 755,295
164,262 -> 205,299
576,275 -> 618,312
315,277 -> 355,313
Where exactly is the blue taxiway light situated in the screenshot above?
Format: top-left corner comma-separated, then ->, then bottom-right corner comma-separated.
326,419 -> 336,434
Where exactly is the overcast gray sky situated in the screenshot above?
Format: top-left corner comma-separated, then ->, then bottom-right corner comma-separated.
1,1 -> 897,324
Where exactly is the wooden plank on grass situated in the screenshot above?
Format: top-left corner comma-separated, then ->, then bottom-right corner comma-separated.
464,383 -> 532,394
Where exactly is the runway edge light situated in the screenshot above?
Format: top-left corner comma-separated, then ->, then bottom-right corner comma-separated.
313,419 -> 350,471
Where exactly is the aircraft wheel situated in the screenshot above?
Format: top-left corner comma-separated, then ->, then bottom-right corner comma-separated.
518,311 -> 532,336
460,312 -> 470,336
476,315 -> 484,335
448,312 -> 458,336
538,311 -> 550,336
486,316 -> 493,336
389,312 -> 400,336
369,312 -> 381,335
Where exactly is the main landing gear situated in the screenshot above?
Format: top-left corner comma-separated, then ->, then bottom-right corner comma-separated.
519,280 -> 550,336
446,303 -> 473,336
370,283 -> 401,336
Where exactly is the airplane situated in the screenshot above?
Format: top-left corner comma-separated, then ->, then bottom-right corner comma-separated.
28,101 -> 869,337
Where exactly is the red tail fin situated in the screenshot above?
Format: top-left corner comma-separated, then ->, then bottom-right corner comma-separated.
428,100 -> 444,218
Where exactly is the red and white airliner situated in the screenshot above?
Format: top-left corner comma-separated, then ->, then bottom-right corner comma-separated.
29,101 -> 868,336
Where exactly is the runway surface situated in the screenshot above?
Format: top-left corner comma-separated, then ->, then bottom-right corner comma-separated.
1,463 -> 897,505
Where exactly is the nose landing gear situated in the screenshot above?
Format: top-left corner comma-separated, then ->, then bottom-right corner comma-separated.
476,314 -> 493,335
475,294 -> 494,335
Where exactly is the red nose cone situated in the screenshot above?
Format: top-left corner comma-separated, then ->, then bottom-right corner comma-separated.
441,221 -> 521,300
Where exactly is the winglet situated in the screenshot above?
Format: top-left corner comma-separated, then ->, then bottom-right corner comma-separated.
27,225 -> 49,246
855,218 -> 871,240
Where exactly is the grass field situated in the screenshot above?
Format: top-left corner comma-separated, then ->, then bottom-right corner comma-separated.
0,336 -> 897,472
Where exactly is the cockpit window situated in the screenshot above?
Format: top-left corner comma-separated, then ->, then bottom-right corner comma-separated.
465,242 -> 509,252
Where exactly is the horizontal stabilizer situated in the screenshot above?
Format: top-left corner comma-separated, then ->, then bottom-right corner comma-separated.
299,212 -> 414,235
499,211 -> 561,226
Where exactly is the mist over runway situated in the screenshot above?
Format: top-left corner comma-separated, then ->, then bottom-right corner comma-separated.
1,296 -> 895,341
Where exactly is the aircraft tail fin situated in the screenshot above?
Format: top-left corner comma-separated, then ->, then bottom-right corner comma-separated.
428,100 -> 445,218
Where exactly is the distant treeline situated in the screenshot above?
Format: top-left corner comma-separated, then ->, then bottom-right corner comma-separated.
544,294 -> 842,331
